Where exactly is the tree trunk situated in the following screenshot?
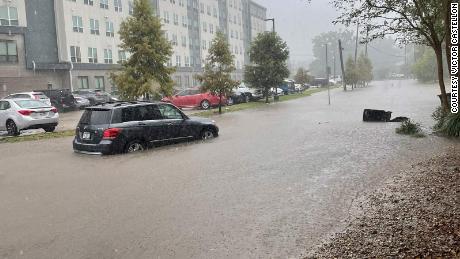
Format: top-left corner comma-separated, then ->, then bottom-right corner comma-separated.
434,46 -> 449,110
219,91 -> 222,114
265,87 -> 269,103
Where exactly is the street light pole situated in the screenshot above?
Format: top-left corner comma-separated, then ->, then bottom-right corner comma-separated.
326,44 -> 330,105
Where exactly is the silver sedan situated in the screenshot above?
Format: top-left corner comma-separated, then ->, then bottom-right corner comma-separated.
0,99 -> 59,136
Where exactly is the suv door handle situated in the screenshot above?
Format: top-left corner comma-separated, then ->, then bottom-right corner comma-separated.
138,122 -> 146,126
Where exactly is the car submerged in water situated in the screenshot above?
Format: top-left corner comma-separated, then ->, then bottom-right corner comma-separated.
73,101 -> 219,155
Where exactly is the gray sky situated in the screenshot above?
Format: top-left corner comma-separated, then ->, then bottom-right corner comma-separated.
253,0 -> 341,67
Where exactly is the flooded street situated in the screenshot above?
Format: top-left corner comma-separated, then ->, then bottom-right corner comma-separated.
0,80 -> 454,258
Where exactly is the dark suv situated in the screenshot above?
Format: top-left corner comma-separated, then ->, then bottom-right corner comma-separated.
35,89 -> 77,111
73,102 -> 219,155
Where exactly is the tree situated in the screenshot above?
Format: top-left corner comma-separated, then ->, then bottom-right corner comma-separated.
294,68 -> 312,85
344,56 -> 358,88
412,47 -> 437,83
329,0 -> 451,110
196,31 -> 238,114
110,0 -> 174,100
356,52 -> 373,86
244,32 -> 290,103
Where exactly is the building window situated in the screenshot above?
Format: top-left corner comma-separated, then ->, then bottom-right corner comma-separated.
106,21 -> 114,37
175,55 -> 181,67
202,21 -> 207,32
128,1 -> 134,15
202,40 -> 206,50
184,56 -> 190,67
181,15 -> 187,27
104,49 -> 113,64
72,16 -> 83,33
171,34 -> 178,46
209,24 -> 214,34
70,46 -> 81,63
163,11 -> 169,23
200,3 -> 204,13
0,40 -> 18,63
78,76 -> 89,89
0,6 -> 18,26
95,76 -> 105,90
90,19 -> 100,35
173,13 -> 179,25
88,47 -> 98,63
118,50 -> 127,63
114,0 -> 122,12
181,35 -> 187,47
100,0 -> 109,9
84,0 -> 94,5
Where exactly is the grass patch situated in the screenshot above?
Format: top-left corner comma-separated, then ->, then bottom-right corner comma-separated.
0,130 -> 75,144
396,120 -> 425,137
191,87 -> 329,117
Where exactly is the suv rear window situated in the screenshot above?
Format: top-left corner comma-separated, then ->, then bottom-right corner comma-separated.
33,94 -> 48,100
79,109 -> 112,125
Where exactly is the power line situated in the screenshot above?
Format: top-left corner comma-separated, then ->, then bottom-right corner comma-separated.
367,44 -> 405,58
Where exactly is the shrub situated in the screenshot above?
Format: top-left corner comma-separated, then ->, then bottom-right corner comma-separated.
440,112 -> 460,137
396,120 -> 425,137
432,106 -> 460,137
432,106 -> 448,131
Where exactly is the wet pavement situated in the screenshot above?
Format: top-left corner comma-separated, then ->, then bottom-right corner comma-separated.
0,80 -> 455,258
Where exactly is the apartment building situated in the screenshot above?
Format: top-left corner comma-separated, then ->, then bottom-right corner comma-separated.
0,0 -> 266,96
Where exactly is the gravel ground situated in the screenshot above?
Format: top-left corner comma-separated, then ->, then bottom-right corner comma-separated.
308,148 -> 460,258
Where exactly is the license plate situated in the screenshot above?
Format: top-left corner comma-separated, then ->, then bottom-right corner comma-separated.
82,132 -> 91,140
38,112 -> 46,117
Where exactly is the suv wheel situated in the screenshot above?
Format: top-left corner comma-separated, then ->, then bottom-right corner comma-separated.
200,100 -> 211,110
244,94 -> 250,103
43,126 -> 56,133
125,140 -> 145,153
6,120 -> 19,136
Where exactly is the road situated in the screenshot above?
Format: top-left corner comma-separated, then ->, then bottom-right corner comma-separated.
0,80 -> 455,258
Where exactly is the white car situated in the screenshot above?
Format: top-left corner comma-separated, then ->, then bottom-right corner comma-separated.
270,87 -> 284,96
233,83 -> 263,101
0,99 -> 59,136
4,92 -> 52,106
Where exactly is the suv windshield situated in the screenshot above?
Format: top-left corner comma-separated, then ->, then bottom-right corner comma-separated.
79,109 -> 112,125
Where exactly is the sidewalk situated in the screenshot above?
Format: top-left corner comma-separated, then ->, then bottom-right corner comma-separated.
307,147 -> 460,258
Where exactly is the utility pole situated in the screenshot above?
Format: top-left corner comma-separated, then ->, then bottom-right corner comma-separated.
365,24 -> 369,57
338,39 -> 346,91
333,51 -> 336,80
326,44 -> 330,105
354,21 -> 359,90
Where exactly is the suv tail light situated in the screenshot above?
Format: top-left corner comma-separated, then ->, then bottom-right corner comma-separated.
18,110 -> 33,116
51,107 -> 58,113
103,128 -> 121,140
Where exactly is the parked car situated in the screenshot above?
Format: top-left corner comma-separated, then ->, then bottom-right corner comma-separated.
36,89 -> 77,111
270,87 -> 284,96
161,89 -> 228,110
0,99 -> 59,136
4,92 -> 51,106
294,84 -> 304,92
74,95 -> 91,109
231,83 -> 263,103
72,90 -> 111,105
73,101 -> 219,155
279,79 -> 296,95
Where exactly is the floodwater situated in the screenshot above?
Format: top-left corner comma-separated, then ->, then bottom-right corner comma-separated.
0,80 -> 454,258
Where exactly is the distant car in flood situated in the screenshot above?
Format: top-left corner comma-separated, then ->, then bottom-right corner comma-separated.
161,88 -> 228,110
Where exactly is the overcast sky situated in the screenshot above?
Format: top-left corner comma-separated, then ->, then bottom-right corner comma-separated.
253,0 -> 342,67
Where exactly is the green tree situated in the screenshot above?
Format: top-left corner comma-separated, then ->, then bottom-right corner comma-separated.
356,53 -> 373,86
344,56 -> 358,88
329,0 -> 451,110
412,48 -> 437,83
244,32 -> 290,103
110,0 -> 174,100
294,68 -> 312,84
196,31 -> 238,114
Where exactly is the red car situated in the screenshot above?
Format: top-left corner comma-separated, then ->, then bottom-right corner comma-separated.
162,89 -> 228,110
